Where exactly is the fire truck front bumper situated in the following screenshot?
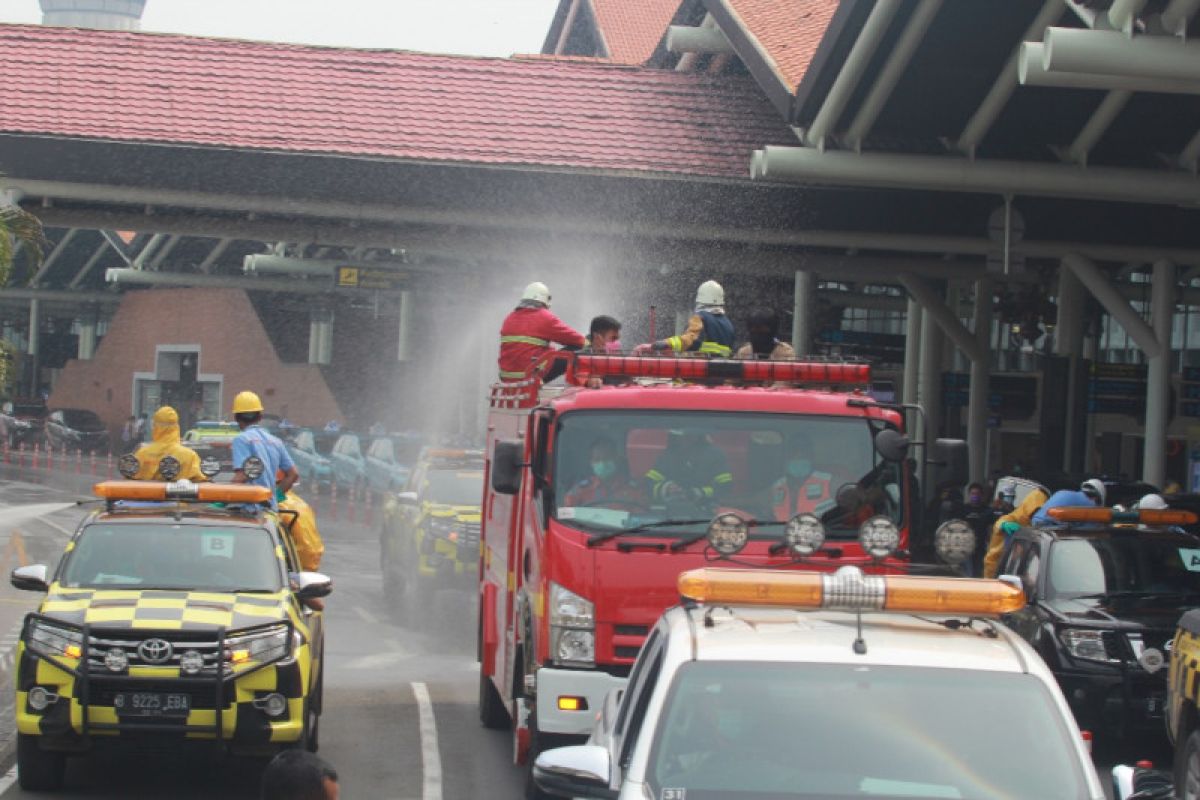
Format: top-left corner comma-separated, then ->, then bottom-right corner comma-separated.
535,668 -> 627,736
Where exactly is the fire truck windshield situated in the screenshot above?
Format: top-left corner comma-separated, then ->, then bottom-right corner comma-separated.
552,411 -> 903,540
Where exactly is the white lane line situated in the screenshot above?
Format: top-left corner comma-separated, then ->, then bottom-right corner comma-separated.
0,766 -> 16,793
352,605 -> 379,625
411,682 -> 443,800
31,516 -> 77,539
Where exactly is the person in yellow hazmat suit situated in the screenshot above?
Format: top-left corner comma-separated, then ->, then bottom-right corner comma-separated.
132,406 -> 207,481
276,478 -> 326,611
982,487 -> 1049,578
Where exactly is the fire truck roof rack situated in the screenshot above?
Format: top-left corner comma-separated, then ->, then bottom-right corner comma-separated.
488,352 -> 872,410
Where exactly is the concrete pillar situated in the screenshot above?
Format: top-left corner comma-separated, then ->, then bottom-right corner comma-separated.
397,290 -> 414,362
918,301 -> 944,489
1144,260 -> 1175,487
1055,266 -> 1088,471
968,279 -> 993,485
903,298 -> 922,408
792,270 -> 815,355
77,313 -> 97,360
27,298 -> 40,396
308,305 -> 333,366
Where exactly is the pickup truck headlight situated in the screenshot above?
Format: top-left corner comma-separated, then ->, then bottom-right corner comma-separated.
1059,628 -> 1120,664
27,619 -> 84,660
549,583 -> 594,667
429,517 -> 460,540
225,624 -> 291,668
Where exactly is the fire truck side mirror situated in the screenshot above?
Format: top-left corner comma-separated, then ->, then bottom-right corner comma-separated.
492,439 -> 524,495
929,438 -> 968,489
874,428 -> 909,463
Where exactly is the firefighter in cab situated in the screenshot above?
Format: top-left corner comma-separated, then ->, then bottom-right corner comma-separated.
563,437 -> 645,510
498,282 -> 586,381
768,433 -> 834,520
639,280 -> 735,357
646,429 -> 733,511
131,405 -> 207,481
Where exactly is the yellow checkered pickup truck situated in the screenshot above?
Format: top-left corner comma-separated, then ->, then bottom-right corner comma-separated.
9,480 -> 332,791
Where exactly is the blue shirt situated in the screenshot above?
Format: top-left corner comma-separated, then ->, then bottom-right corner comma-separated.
1032,490 -> 1096,526
232,425 -> 294,509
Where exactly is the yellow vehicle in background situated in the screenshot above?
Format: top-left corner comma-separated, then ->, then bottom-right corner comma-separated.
379,448 -> 484,627
10,480 -> 331,791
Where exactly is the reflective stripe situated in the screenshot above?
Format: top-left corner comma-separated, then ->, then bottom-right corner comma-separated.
500,335 -> 550,346
713,472 -> 734,484
699,341 -> 732,357
498,370 -> 527,379
666,336 -> 683,352
701,486 -> 714,498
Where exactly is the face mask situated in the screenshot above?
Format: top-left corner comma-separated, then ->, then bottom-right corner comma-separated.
786,459 -> 812,479
592,461 -> 617,480
749,333 -> 775,354
968,493 -> 983,505
605,340 -> 622,354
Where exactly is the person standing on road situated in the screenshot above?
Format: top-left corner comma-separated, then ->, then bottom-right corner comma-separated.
230,390 -> 298,511
639,280 -> 734,358
131,406 -> 207,481
498,282 -> 586,382
261,750 -> 339,800
961,482 -> 995,577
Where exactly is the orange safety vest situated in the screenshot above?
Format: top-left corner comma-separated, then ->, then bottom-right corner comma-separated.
771,472 -> 834,520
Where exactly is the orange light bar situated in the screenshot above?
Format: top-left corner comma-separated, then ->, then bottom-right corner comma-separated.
94,481 -> 271,504
677,567 -> 1025,617
571,355 -> 871,386
1047,506 -> 1198,525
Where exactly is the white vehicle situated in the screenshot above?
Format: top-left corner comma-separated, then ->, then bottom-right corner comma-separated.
534,566 -> 1106,800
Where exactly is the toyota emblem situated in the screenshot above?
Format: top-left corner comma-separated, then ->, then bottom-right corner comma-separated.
138,638 -> 173,665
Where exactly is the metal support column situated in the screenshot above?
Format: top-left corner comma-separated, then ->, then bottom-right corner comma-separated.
77,309 -> 98,361
397,291 -> 414,362
1144,260 -> 1176,487
968,279 -> 993,484
27,298 -> 40,396
903,298 -> 923,410
918,303 -> 944,490
792,270 -> 815,355
1055,266 -> 1088,470
308,305 -> 333,366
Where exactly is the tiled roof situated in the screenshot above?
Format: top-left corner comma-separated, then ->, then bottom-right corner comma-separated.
0,24 -> 794,180
725,0 -> 839,90
590,0 -> 682,65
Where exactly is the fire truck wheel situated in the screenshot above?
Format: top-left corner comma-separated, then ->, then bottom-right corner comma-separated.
479,668 -> 509,729
17,734 -> 65,791
524,719 -> 573,800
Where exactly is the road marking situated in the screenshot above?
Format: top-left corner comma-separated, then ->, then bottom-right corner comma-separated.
0,531 -> 28,572
0,766 -> 16,793
352,605 -> 379,625
32,516 -> 78,539
411,682 -> 443,800
343,651 -> 413,670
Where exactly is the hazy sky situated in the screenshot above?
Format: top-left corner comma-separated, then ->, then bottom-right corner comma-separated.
0,0 -> 560,56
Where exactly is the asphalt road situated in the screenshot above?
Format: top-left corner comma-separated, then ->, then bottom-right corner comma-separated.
0,470 -> 523,799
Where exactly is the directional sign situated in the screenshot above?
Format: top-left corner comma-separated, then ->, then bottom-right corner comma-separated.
334,266 -> 407,291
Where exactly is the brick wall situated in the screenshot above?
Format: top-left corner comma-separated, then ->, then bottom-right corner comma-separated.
48,288 -> 342,440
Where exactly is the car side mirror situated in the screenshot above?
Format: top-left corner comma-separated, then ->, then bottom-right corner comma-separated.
294,571 -> 333,600
533,745 -> 617,800
997,574 -> 1028,601
874,428 -> 910,463
492,439 -> 524,496
11,564 -> 49,592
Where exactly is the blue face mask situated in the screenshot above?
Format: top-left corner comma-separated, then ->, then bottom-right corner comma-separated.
786,459 -> 812,479
592,461 -> 617,481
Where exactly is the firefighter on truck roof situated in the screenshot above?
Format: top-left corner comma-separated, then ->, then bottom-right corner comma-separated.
497,282 -> 586,382
638,280 -> 735,358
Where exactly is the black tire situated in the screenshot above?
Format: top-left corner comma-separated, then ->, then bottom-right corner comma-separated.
479,666 -> 509,730
17,733 -> 65,791
304,699 -> 320,752
1177,728 -> 1200,800
399,542 -> 421,628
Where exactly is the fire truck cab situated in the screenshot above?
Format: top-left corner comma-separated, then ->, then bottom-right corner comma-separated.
478,353 -> 963,787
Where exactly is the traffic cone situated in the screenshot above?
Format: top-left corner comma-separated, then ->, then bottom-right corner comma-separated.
347,485 -> 358,525
330,483 -> 338,523
33,443 -> 40,470
364,490 -> 375,528
17,441 -> 24,468
76,449 -> 82,474
106,452 -> 114,478
90,451 -> 97,477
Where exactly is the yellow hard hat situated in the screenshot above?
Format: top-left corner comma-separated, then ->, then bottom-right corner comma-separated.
232,390 -> 264,415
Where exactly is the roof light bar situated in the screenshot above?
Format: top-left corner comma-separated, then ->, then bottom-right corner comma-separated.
570,355 -> 870,386
93,480 -> 271,504
1046,506 -> 1198,525
677,566 -> 1025,616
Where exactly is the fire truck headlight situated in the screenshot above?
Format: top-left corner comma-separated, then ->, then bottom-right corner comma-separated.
785,513 -> 825,556
934,520 -> 976,566
549,583 -> 593,628
707,513 -> 748,556
858,516 -> 900,560
553,630 -> 595,666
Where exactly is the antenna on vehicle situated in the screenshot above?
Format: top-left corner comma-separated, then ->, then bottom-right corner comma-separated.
853,610 -> 867,655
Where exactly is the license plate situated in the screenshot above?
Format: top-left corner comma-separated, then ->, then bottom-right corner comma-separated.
113,692 -> 190,717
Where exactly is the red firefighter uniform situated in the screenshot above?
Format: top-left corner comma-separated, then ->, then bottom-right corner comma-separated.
771,471 -> 834,520
563,475 -> 646,509
498,306 -> 586,381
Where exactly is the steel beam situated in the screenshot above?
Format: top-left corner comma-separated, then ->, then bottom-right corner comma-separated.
902,298 -> 922,407
899,274 -> 988,363
68,240 -> 110,288
29,228 -> 78,286
1108,0 -> 1149,33
1020,43 -> 1200,93
968,278 -> 993,484
666,25 -> 733,55
1044,26 -> 1200,81
198,237 -> 232,273
1144,259 -> 1175,487
1062,253 -> 1163,357
1162,0 -> 1200,35
792,271 -> 815,355
104,267 -> 401,296
1066,90 -> 1132,165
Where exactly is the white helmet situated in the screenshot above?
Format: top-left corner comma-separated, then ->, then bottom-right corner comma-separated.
1080,478 -> 1107,506
695,280 -> 724,306
1136,493 -> 1167,510
521,281 -> 551,307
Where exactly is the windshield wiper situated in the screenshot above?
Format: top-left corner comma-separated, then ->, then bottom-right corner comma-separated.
1071,590 -> 1200,602
586,519 -> 712,547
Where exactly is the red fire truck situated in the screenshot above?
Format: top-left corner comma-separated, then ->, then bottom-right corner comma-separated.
478,353 -> 963,790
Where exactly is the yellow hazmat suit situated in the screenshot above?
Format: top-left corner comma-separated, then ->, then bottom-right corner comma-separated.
279,491 -> 324,572
132,406 -> 206,481
982,488 -> 1049,578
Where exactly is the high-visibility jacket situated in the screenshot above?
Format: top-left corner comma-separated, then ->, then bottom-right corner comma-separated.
770,472 -> 834,520
659,310 -> 735,357
498,306 -> 586,380
278,491 -> 324,572
646,444 -> 733,503
133,406 -> 206,482
563,475 -> 646,509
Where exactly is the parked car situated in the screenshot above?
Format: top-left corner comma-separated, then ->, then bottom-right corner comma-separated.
43,408 -> 108,454
329,432 -> 366,492
287,428 -> 333,493
999,510 -> 1200,740
2,398 -> 47,448
180,421 -> 240,476
364,435 -> 419,496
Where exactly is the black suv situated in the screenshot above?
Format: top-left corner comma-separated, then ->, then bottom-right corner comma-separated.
998,523 -> 1200,739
